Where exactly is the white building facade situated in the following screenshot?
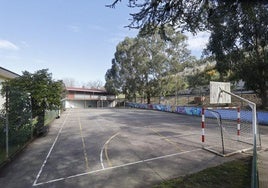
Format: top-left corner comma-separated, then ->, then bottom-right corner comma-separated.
0,67 -> 20,109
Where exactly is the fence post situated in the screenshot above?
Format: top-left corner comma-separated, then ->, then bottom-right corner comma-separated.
5,85 -> 9,159
250,103 -> 258,188
201,107 -> 205,144
29,93 -> 33,140
237,107 -> 240,141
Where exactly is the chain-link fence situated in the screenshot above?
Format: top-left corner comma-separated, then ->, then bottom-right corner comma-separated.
0,86 -> 59,166
131,93 -> 262,109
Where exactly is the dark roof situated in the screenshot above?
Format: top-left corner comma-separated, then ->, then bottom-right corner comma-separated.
66,87 -> 107,93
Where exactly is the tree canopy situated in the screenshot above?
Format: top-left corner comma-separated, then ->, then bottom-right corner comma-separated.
105,26 -> 193,103
205,2 -> 268,107
1,69 -> 65,133
108,0 -> 211,33
109,1 -> 267,32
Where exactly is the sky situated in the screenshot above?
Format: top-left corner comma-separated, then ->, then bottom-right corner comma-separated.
0,0 -> 209,86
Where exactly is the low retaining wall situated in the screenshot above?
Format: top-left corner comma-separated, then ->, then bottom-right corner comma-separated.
126,102 -> 268,125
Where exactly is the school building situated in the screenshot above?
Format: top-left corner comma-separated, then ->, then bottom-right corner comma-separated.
64,87 -> 116,108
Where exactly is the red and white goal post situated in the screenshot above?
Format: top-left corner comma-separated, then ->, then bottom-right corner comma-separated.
201,106 -> 256,157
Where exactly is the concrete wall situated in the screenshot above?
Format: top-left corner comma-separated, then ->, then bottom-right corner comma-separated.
127,102 -> 268,125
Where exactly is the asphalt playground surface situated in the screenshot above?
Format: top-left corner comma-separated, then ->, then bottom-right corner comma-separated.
0,108 -> 262,188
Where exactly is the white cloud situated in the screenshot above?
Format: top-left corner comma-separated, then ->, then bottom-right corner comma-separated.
0,39 -> 19,50
186,31 -> 210,55
87,24 -> 105,32
67,25 -> 81,33
20,41 -> 30,48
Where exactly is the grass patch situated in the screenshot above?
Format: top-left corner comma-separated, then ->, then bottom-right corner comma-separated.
154,157 -> 251,188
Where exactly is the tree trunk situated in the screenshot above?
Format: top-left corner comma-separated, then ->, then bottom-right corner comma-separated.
34,109 -> 46,136
31,99 -> 46,136
147,93 -> 151,104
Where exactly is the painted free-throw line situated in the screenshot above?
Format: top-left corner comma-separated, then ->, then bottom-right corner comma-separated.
32,111 -> 69,186
33,148 -> 202,186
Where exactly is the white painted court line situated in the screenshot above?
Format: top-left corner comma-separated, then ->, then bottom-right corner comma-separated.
159,133 -> 200,140
78,116 -> 90,171
32,111 -> 69,186
100,132 -> 120,169
33,148 -> 202,187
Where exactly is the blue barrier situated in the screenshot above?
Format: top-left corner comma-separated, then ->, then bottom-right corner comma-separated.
126,102 -> 268,125
257,111 -> 268,125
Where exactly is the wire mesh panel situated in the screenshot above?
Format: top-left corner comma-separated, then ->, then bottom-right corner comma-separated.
202,107 -> 256,157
